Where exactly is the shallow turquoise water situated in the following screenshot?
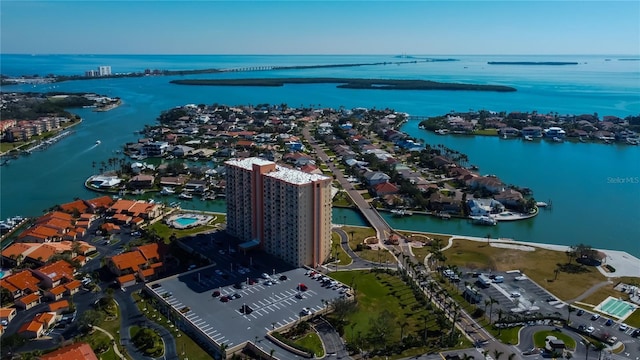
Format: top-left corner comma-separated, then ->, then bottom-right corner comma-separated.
0,54 -> 638,255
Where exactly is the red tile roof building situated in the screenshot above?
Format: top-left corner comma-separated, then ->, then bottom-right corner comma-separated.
39,342 -> 99,360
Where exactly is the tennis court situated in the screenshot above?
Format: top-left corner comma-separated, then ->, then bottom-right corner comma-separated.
593,296 -> 638,320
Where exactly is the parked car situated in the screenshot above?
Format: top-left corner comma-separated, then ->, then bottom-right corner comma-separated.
279,275 -> 288,281
605,319 -> 613,326
220,296 -> 229,302
212,290 -> 220,297
591,314 -> 600,320
577,309 -> 585,316
261,273 -> 270,279
619,324 -> 628,331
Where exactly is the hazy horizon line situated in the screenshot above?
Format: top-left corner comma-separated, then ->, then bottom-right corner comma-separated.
2,53 -> 639,57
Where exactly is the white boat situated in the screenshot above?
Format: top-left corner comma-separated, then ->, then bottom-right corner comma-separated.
435,129 -> 450,135
160,187 -> 175,195
524,135 -> 533,141
626,138 -> 639,145
471,216 -> 497,226
552,137 -> 563,142
96,140 -> 101,145
178,192 -> 193,200
391,209 -> 413,217
536,202 -> 548,207
132,189 -> 145,195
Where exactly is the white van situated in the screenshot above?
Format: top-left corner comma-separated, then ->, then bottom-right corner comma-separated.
493,275 -> 504,283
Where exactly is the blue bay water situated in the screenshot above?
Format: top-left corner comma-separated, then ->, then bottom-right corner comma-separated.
0,54 -> 638,255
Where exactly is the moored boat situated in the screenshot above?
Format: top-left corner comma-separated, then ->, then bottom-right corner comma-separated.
160,187 -> 176,195
471,215 -> 497,226
179,192 -> 193,199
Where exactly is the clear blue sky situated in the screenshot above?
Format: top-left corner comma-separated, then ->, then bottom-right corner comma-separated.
2,1 -> 639,55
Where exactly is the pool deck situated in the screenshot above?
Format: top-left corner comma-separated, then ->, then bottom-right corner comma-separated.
593,296 -> 638,321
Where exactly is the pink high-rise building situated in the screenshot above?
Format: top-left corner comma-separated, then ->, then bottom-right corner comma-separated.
225,157 -> 332,267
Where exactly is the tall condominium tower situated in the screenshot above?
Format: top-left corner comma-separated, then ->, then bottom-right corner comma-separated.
225,157 -> 332,267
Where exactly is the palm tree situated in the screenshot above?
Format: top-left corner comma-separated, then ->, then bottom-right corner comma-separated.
566,305 -> 575,324
219,343 -> 228,359
488,297 -> 498,323
269,348 -> 275,360
420,313 -> 430,344
593,341 -> 606,360
507,353 -> 516,360
492,350 -> 504,360
400,320 -> 409,343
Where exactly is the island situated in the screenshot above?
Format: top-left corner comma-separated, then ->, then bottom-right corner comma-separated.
418,110 -> 640,145
170,78 -> 517,92
487,61 -> 579,65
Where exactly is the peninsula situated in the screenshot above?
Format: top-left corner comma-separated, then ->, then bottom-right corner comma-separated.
487,61 -> 578,65
170,78 -> 517,92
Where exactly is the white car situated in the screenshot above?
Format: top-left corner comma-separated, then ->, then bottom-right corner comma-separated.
261,273 -> 270,279
619,324 -> 628,331
586,326 -> 595,334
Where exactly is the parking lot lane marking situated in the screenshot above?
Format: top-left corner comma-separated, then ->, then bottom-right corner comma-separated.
213,335 -> 226,342
264,327 -> 271,331
251,314 -> 258,319
288,317 -> 296,322
277,322 -> 284,327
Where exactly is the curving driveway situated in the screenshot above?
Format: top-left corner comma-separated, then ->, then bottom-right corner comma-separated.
115,286 -> 179,360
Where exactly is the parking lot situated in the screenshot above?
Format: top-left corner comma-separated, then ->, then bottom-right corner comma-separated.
146,234 -> 350,351
459,270 -> 566,316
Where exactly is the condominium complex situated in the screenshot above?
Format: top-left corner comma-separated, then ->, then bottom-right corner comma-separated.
225,157 -> 332,267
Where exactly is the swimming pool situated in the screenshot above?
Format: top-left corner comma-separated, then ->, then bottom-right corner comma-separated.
174,217 -> 198,227
594,296 -> 637,320
166,213 -> 213,229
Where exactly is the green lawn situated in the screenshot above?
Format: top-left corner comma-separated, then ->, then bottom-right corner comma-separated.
147,216 -> 224,243
331,232 -> 353,266
294,333 -> 324,357
472,129 -> 498,136
333,191 -> 354,208
133,293 -> 212,360
623,309 -> 640,328
329,270 -> 471,358
533,330 -> 576,349
344,226 -> 377,251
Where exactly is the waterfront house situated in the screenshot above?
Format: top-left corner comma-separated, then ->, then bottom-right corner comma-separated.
494,189 -> 524,208
373,182 -> 399,197
521,126 -> 543,138
18,224 -> 61,243
593,130 -> 615,141
142,141 -> 169,157
498,127 -> 520,137
172,145 -> 195,157
544,127 -> 566,138
88,175 -> 122,189
59,199 -> 89,214
129,174 -> 155,189
466,176 -> 505,194
428,191 -> 463,213
467,198 -> 504,216
160,175 -> 188,186
1,242 -> 38,266
39,342 -> 99,360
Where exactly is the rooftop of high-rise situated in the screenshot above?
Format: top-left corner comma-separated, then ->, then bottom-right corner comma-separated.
226,157 -> 330,185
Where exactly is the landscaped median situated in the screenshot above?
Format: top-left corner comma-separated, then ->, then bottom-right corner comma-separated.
132,292 -> 212,360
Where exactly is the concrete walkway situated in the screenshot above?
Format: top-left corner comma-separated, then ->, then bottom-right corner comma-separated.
91,325 -> 126,360
568,280 -> 613,304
